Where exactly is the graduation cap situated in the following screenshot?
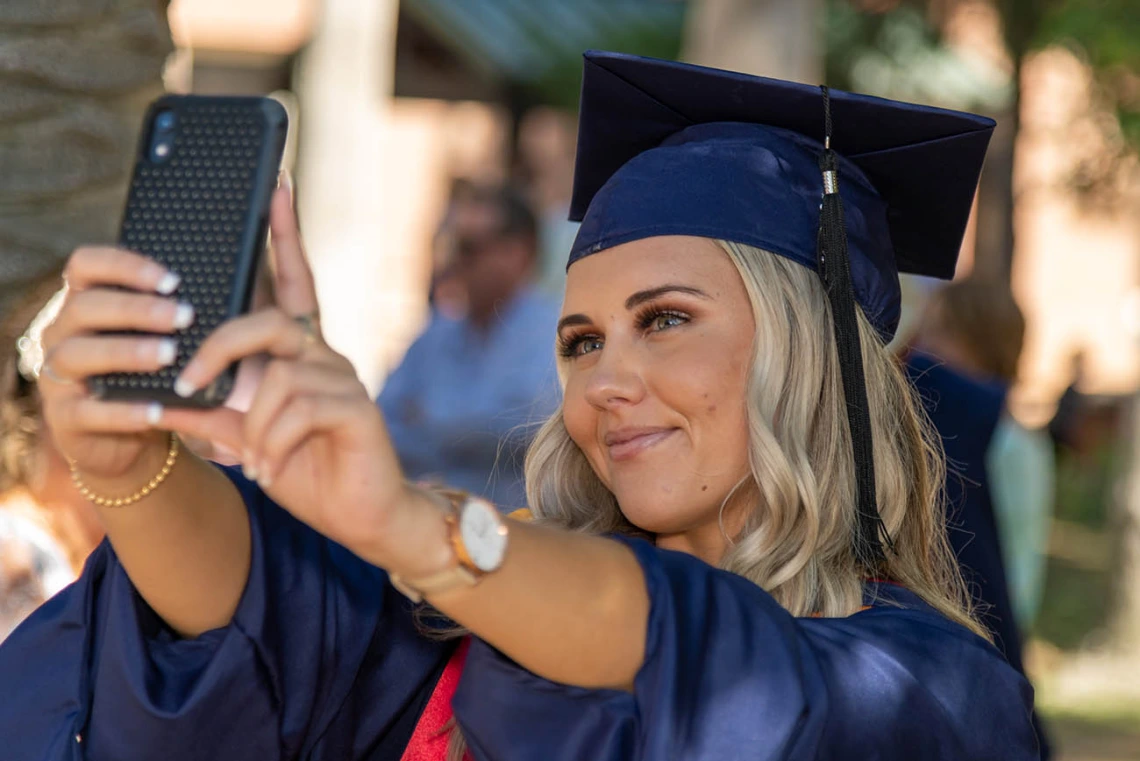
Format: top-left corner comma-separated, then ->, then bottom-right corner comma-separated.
566,50 -> 995,568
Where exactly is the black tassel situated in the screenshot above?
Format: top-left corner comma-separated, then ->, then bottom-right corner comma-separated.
816,86 -> 894,570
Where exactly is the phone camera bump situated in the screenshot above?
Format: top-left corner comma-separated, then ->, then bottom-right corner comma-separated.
155,110 -> 177,132
149,109 -> 177,163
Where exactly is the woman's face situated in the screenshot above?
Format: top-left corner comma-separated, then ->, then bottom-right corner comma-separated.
559,236 -> 756,558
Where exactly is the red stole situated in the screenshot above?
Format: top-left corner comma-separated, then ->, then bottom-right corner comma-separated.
400,637 -> 471,761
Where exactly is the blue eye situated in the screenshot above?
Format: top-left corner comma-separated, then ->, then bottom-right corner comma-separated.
652,313 -> 686,331
638,309 -> 690,333
559,334 -> 603,358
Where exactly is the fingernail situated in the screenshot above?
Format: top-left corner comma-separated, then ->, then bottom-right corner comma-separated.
257,466 -> 273,489
156,339 -> 177,367
243,462 -> 259,481
145,403 -> 163,426
172,303 -> 195,330
280,169 -> 293,194
156,272 -> 181,295
174,376 -> 197,398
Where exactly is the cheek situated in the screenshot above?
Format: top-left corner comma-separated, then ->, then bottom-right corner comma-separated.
561,379 -> 600,462
658,330 -> 752,459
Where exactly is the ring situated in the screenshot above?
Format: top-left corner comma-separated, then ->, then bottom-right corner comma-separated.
39,360 -> 76,386
293,312 -> 320,348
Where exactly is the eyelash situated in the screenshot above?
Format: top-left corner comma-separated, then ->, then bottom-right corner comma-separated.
557,307 -> 691,359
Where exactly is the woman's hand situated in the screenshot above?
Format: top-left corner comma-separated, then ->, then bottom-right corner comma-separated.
39,247 -> 191,483
160,186 -> 445,571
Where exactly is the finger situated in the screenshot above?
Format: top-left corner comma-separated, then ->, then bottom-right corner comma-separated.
159,406 -> 246,461
242,359 -> 365,473
47,335 -> 178,380
174,308 -> 330,398
65,247 -> 180,294
59,398 -> 165,434
36,360 -> 87,398
256,394 -> 362,488
268,181 -> 319,318
45,289 -> 194,348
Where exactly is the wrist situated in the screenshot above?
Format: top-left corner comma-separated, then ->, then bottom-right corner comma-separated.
361,484 -> 455,578
71,432 -> 180,507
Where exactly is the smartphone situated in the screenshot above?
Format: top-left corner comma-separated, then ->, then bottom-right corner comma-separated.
90,95 -> 288,407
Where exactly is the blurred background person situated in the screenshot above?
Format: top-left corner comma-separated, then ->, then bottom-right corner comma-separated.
0,271 -> 104,642
426,178 -> 479,320
915,276 -> 1056,632
378,184 -> 560,511
894,274 -> 1052,759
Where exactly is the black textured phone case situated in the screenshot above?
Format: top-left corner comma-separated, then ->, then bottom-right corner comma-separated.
91,96 -> 287,407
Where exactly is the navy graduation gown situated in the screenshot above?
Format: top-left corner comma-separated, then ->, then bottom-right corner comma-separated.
0,468 -> 454,761
455,537 -> 1039,761
905,352 -> 1024,669
907,352 -> 1051,759
1,468 -> 1038,760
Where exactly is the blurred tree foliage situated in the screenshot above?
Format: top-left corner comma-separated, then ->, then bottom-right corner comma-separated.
1036,0 -> 1140,187
825,1 -> 1010,111
825,0 -> 1140,278
827,0 -> 1140,171
1033,1 -> 1140,143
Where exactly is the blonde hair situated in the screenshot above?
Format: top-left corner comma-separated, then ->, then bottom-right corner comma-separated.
442,239 -> 985,759
524,240 -> 984,633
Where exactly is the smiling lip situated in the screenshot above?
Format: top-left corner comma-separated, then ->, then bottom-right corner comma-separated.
605,427 -> 677,462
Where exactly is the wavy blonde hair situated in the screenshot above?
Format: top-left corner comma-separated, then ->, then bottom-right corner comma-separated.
523,240 -> 983,632
442,240 -> 984,759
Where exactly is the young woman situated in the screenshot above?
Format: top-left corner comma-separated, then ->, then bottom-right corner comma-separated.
0,52 -> 1039,760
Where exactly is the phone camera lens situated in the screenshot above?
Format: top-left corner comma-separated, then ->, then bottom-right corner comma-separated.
155,111 -> 176,131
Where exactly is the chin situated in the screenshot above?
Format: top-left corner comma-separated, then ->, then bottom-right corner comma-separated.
612,484 -> 714,536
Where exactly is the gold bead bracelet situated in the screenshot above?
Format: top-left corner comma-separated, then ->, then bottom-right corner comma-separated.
69,433 -> 180,508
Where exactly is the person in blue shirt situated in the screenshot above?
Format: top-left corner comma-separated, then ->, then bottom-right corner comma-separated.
0,52 -> 1040,761
379,185 -> 560,510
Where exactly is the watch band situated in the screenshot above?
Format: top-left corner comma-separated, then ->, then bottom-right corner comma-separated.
388,486 -> 489,603
389,564 -> 477,604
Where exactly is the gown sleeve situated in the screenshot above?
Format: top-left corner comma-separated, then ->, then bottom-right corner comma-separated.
453,536 -> 1041,761
0,466 -> 451,761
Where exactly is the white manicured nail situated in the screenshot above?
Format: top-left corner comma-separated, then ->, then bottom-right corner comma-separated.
243,462 -> 259,481
172,303 -> 195,330
156,339 -> 177,366
174,377 -> 196,398
156,272 -> 181,295
146,403 -> 163,426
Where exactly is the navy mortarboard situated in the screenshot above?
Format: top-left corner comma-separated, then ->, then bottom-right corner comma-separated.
565,50 -> 996,568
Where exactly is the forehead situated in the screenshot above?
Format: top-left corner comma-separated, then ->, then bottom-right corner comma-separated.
562,236 -> 743,309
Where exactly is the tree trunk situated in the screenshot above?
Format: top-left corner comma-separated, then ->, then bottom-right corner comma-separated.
682,0 -> 823,84
1113,393 -> 1140,655
0,0 -> 173,314
970,87 -> 1018,283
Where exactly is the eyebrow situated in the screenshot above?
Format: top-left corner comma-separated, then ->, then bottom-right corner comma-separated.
624,284 -> 711,310
556,284 -> 712,333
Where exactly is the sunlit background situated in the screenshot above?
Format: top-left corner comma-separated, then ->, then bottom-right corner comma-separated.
2,1 -> 1139,757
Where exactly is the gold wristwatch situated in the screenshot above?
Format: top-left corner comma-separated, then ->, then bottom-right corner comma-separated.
389,489 -> 509,603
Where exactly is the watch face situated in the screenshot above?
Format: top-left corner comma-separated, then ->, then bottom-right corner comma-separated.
459,498 -> 509,572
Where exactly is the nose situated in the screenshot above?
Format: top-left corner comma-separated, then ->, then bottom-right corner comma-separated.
582,343 -> 646,411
